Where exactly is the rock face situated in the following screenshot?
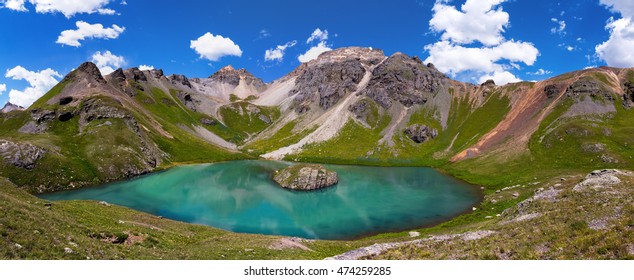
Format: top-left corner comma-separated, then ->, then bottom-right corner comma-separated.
273,164 -> 339,191
0,139 -> 46,169
363,53 -> 446,109
404,124 -> 438,143
290,60 -> 366,113
566,77 -> 613,101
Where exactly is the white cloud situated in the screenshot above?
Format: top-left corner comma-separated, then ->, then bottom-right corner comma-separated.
478,71 -> 520,85
91,50 -> 125,75
138,65 -> 154,71
595,0 -> 634,68
298,41 -> 332,63
306,28 -> 328,44
0,83 -> 6,95
2,0 -> 27,11
550,18 -> 566,35
429,0 -> 509,46
4,66 -> 61,107
566,45 -> 575,51
527,69 -> 552,75
264,40 -> 297,62
600,0 -> 634,18
2,0 -> 116,18
56,21 -> 124,47
424,0 -> 539,85
424,40 -> 538,75
190,32 -> 242,62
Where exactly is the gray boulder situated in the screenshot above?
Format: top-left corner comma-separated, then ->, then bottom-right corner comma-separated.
273,164 -> 339,191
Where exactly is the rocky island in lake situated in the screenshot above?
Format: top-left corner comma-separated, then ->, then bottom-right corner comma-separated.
273,164 -> 339,191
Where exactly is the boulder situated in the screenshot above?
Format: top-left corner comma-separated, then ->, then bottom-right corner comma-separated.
273,164 -> 338,191
404,124 -> 438,143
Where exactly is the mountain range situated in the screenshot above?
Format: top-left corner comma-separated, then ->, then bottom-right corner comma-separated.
2,46 -> 634,259
2,46 -> 633,192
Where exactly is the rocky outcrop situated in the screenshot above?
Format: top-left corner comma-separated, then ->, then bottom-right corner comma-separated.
404,124 -> 438,143
169,74 -> 192,88
363,53 -> 446,108
544,84 -> 564,99
348,98 -> 378,126
175,91 -> 199,111
79,98 -> 128,127
18,109 -> 56,134
566,77 -> 614,101
623,81 -> 634,108
0,139 -> 46,169
124,67 -> 147,82
273,164 -> 338,191
290,59 -> 366,113
1,102 -> 24,114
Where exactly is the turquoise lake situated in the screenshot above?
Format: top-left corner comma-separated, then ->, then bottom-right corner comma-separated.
40,160 -> 481,240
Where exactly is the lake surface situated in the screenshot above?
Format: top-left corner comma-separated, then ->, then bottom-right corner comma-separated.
40,160 -> 481,240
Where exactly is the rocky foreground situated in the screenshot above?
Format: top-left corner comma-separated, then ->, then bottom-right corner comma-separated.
273,164 -> 339,190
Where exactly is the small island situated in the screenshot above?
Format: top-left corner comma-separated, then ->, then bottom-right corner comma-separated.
273,164 -> 339,191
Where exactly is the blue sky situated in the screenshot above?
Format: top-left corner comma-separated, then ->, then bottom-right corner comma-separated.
1,0 -> 633,107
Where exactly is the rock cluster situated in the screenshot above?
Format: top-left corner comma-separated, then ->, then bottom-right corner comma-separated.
404,124 -> 438,143
0,139 -> 46,169
363,53 -> 446,108
273,164 -> 338,191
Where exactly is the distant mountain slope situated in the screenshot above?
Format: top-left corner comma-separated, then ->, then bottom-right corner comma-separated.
2,46 -> 634,191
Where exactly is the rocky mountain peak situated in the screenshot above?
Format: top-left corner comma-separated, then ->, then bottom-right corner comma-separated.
65,62 -> 107,84
310,47 -> 386,66
208,66 -> 266,90
1,102 -> 25,113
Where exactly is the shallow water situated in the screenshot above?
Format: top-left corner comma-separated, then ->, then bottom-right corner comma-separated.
40,160 -> 481,240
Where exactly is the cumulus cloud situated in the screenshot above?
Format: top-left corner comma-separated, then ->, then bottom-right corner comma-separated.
138,65 -> 154,71
190,32 -> 242,62
298,28 -> 332,63
4,66 -> 61,107
2,0 -> 116,18
56,21 -> 124,47
91,50 -> 125,75
306,28 -> 328,44
2,0 -> 27,11
596,0 -> 634,67
0,83 -> 6,95
424,0 -> 539,85
264,40 -> 297,62
298,41 -> 332,63
550,18 -> 566,35
424,40 -> 538,76
429,0 -> 509,46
